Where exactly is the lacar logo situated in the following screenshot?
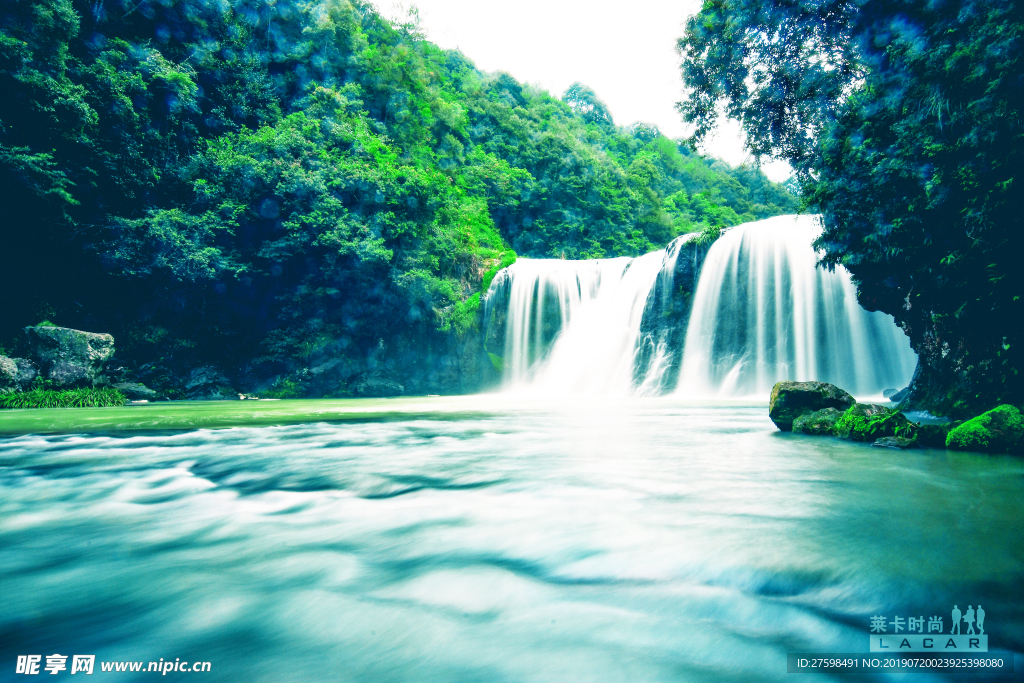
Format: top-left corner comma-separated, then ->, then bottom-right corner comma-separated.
870,604 -> 988,652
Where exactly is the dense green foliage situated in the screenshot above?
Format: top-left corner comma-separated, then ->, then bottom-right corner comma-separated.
678,0 -> 1023,414
0,387 -> 126,409
0,0 -> 794,386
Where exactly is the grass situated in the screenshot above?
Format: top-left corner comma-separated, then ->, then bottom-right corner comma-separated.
0,387 -> 126,409
0,396 -> 496,435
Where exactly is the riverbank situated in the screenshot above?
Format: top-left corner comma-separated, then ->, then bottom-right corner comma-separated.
0,397 -> 499,436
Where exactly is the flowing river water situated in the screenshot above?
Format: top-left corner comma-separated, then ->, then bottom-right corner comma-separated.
2,396 -> 1022,681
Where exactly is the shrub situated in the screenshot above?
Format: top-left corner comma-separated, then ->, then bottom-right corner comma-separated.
0,387 -> 126,409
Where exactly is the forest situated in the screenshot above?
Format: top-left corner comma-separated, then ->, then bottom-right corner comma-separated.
0,0 -> 796,397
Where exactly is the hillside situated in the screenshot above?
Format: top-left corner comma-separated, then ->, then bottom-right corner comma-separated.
0,0 -> 797,396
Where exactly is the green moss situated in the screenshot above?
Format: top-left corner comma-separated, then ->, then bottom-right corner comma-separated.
946,404 -> 1024,454
835,406 -> 917,442
0,387 -> 126,409
487,352 -> 504,374
481,250 -> 518,293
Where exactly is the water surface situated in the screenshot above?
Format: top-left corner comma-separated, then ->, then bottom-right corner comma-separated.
1,398 -> 1021,681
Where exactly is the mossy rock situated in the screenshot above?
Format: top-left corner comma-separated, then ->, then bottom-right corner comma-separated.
835,403 -> 917,442
916,423 -> 952,448
946,405 -> 1024,454
769,381 -> 855,431
792,407 -> 843,436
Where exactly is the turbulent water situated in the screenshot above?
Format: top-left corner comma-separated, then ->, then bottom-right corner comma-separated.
1,398 -> 1022,681
489,215 -> 917,397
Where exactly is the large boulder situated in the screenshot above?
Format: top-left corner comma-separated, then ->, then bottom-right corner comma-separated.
184,366 -> 237,400
946,405 -> 1024,454
13,358 -> 38,389
351,373 -> 404,397
835,403 -> 916,442
792,407 -> 843,435
768,381 -> 855,431
0,356 -> 17,394
25,326 -> 115,388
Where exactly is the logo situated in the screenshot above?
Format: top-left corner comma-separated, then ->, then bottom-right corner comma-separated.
869,604 -> 988,652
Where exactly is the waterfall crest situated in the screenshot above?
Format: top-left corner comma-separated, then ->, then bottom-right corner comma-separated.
484,214 -> 917,397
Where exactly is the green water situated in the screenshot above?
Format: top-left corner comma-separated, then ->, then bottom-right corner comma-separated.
0,397 -> 491,435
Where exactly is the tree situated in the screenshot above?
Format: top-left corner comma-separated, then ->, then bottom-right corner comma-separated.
678,0 -> 1024,415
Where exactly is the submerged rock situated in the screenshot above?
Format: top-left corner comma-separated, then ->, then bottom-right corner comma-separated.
768,381 -> 855,431
835,403 -> 916,442
792,407 -> 843,436
946,405 -> 1024,454
873,436 -> 917,449
25,326 -> 115,388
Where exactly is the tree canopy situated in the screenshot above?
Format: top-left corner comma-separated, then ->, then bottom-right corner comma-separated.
679,0 -> 1024,413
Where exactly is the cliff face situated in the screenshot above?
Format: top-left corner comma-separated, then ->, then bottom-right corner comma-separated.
633,238 -> 715,393
898,307 -> 1022,419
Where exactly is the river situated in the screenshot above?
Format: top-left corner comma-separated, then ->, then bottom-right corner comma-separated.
2,397 -> 1021,680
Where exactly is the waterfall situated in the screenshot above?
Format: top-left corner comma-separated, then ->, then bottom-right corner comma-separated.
485,214 -> 917,397
675,215 -> 917,397
492,243 -> 683,395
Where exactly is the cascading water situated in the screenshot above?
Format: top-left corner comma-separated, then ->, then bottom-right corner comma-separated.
492,243 -> 683,395
485,214 -> 917,397
675,214 -> 917,397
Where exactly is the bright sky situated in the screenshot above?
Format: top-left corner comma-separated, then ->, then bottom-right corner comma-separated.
377,0 -> 792,182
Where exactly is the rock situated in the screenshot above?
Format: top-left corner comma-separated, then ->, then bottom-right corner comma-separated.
184,366 -> 237,400
0,356 -> 18,394
835,403 -> 917,442
25,326 -> 115,388
916,423 -> 952,448
882,387 -> 899,399
351,373 -> 404,397
792,407 -> 843,436
946,405 -> 1024,454
113,382 -> 158,400
890,386 -> 910,403
768,381 -> 855,431
873,436 -> 917,449
13,358 -> 38,389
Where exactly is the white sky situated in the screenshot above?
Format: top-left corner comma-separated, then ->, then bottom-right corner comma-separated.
377,0 -> 792,182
